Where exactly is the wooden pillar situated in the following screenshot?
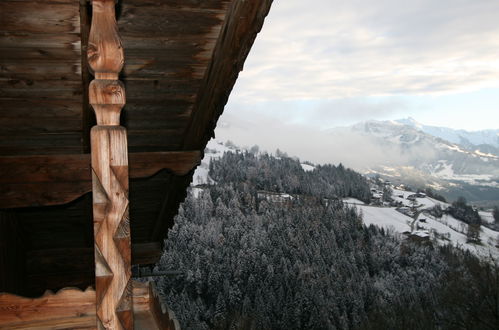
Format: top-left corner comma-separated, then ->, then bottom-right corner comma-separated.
87,0 -> 132,329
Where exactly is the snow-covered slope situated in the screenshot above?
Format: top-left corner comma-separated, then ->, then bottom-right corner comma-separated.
192,140 -> 236,186
344,189 -> 499,261
301,163 -> 315,172
357,205 -> 413,233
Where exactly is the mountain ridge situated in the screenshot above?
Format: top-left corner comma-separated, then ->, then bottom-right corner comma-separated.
329,118 -> 499,204
396,117 -> 499,149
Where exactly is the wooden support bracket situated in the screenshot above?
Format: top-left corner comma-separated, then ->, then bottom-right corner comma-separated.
0,151 -> 201,209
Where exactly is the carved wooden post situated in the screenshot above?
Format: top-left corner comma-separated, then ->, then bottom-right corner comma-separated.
88,0 -> 132,329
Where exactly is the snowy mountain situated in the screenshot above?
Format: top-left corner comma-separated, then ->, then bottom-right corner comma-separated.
337,119 -> 499,204
396,117 -> 499,149
350,119 -> 499,176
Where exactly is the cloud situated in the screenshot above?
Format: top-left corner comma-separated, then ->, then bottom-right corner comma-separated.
225,96 -> 411,129
233,0 -> 499,102
215,109 -> 438,171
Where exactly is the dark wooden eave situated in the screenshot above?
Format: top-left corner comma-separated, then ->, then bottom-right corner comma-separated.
0,0 -> 272,297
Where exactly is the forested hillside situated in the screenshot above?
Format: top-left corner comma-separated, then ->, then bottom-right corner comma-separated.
155,148 -> 499,329
209,151 -> 371,203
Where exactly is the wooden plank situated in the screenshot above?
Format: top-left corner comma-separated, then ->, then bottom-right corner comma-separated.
0,133 -> 83,157
0,61 -> 81,81
0,181 -> 91,209
0,287 -> 96,330
0,47 -> 81,61
0,281 -> 178,330
129,151 -> 201,177
0,0 -> 82,3
0,117 -> 82,133
119,4 -> 226,39
133,281 -> 179,330
124,47 -> 212,62
0,2 -> 80,35
0,79 -> 82,99
125,79 -> 201,100
0,147 -> 84,157
122,36 -> 215,51
0,34 -> 80,50
123,61 -> 202,79
118,0 -> 228,11
0,151 -> 200,183
125,119 -> 188,131
123,102 -> 193,120
0,99 -> 81,118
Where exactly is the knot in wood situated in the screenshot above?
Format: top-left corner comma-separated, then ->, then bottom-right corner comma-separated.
89,80 -> 125,106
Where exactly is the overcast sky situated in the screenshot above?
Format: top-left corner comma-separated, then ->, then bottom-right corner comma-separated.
218,0 -> 499,138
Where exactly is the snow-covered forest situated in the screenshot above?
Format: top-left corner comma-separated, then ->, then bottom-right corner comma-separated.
155,143 -> 499,329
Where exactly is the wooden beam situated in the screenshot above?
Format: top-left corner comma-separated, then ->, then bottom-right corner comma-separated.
0,151 -> 201,209
0,281 -> 179,330
129,151 -> 201,177
88,0 -> 131,328
133,281 -> 180,330
182,0 -> 273,150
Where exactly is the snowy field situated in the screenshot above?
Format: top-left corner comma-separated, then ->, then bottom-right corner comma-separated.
345,191 -> 499,261
479,211 -> 495,225
300,163 -> 315,172
353,204 -> 412,234
391,189 -> 448,209
342,198 -> 365,205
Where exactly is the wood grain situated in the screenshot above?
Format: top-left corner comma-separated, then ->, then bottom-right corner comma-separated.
0,281 -> 179,330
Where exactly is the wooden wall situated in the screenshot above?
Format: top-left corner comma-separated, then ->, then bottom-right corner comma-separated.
0,0 -> 84,155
